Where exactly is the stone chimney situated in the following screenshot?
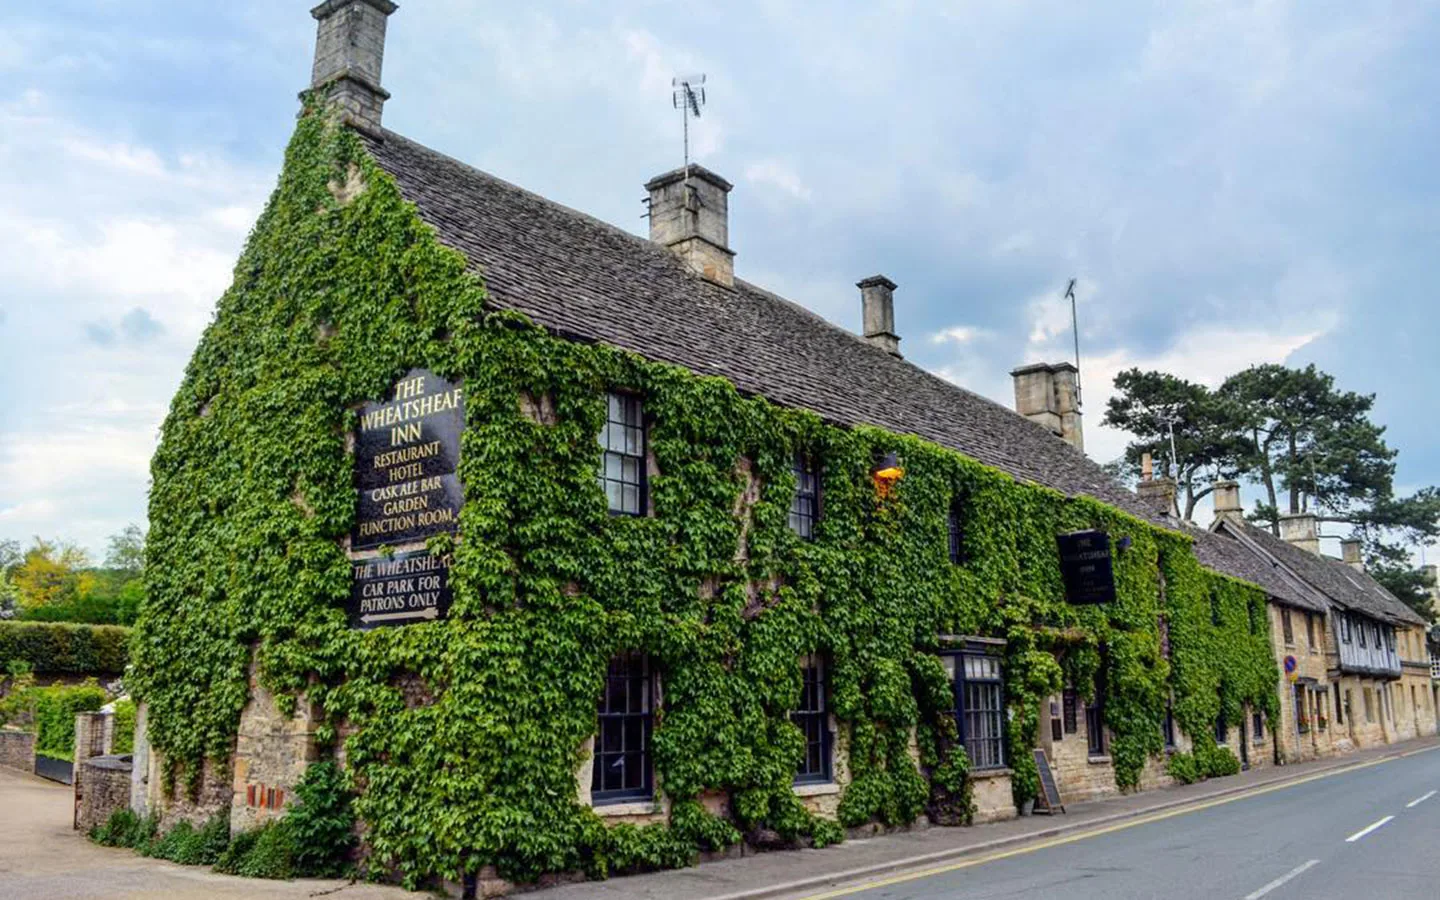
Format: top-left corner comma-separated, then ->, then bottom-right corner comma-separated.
1212,480 -> 1243,523
646,166 -> 734,286
1137,452 -> 1178,517
858,276 -> 901,357
1279,513 -> 1320,556
1340,538 -> 1364,571
1010,362 -> 1083,452
310,0 -> 398,135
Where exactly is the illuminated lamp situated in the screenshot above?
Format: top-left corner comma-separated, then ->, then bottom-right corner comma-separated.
873,451 -> 904,498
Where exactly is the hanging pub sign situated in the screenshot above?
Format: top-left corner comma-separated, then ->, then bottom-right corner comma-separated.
348,550 -> 453,630
352,368 -> 464,551
1056,529 -> 1117,605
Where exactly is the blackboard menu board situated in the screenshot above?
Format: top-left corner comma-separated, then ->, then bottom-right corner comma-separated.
348,550 -> 453,630
1033,748 -> 1065,814
352,369 -> 464,550
1056,529 -> 1116,605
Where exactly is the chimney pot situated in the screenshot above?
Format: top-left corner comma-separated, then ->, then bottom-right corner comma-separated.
1279,512 -> 1320,556
858,276 -> 901,357
1212,480 -> 1242,521
1138,476 -> 1178,518
310,0 -> 398,134
1141,452 -> 1154,482
645,166 -> 734,286
1340,537 -> 1364,571
1010,362 -> 1083,452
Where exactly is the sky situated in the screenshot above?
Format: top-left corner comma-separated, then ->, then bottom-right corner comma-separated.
1,0 -> 1437,563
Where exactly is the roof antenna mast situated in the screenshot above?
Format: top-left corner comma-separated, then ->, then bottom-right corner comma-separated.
1065,278 -> 1082,407
672,74 -> 707,194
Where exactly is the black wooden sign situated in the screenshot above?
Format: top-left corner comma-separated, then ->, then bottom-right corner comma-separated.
1056,529 -> 1116,605
1032,748 -> 1065,815
348,550 -> 453,630
352,369 -> 464,551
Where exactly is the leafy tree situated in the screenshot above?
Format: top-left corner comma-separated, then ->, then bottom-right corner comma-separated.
1102,369 -> 1247,521
10,538 -> 94,613
104,524 -> 146,576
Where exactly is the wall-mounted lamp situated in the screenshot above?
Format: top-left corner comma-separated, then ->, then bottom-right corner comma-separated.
873,451 -> 904,499
1116,535 -> 1133,553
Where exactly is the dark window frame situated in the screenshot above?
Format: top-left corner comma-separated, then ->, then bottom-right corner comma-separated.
1281,608 -> 1294,645
791,657 -> 833,785
1085,687 -> 1107,757
592,652 -> 655,805
1163,697 -> 1177,750
953,651 -> 1006,770
1341,615 -> 1352,644
1305,613 -> 1317,649
788,452 -> 821,540
599,392 -> 647,517
1214,711 -> 1228,744
1062,687 -> 1079,735
1252,709 -> 1264,741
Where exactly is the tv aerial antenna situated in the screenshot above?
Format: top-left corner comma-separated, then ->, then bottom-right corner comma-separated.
672,74 -> 707,190
1064,278 -> 1082,407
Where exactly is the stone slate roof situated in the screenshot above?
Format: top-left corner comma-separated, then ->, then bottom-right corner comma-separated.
1215,519 -> 1425,626
1189,529 -> 1325,612
360,128 -> 1293,596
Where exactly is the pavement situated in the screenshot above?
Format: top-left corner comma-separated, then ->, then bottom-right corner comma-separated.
1,737 -> 1437,899
0,766 -> 413,900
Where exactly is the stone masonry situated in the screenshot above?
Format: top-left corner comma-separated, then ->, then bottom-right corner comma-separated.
0,728 -> 36,773
75,755 -> 134,832
230,660 -> 321,833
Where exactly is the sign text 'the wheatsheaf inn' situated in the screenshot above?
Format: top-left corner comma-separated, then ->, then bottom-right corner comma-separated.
351,369 -> 464,551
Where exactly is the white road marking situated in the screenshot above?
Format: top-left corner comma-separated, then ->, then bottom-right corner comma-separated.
1405,790 -> 1436,808
1243,859 -> 1320,900
1345,815 -> 1395,842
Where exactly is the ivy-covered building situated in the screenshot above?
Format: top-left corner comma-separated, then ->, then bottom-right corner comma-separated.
129,2 -> 1347,891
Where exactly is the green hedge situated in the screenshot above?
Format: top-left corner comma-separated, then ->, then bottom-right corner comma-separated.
0,621 -> 130,675
31,682 -> 107,759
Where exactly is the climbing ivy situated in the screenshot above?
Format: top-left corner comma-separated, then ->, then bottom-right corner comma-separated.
130,97 -> 1279,889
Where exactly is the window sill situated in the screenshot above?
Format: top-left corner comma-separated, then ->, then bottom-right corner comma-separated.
1087,755 -> 1111,765
969,767 -> 1011,780
592,799 -> 660,817
792,781 -> 840,798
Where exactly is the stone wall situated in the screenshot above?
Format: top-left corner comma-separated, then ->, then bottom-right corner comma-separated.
75,755 -> 133,832
969,769 -> 1015,823
230,660 -> 320,833
0,728 -> 35,772
1039,691 -> 1117,803
1269,604 -> 1336,764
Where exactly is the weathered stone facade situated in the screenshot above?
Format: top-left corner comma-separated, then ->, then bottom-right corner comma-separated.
230,660 -> 321,833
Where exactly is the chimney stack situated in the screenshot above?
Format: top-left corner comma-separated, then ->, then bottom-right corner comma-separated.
1136,453 -> 1178,517
1279,513 -> 1320,556
1212,480 -> 1243,523
858,276 -> 901,357
646,166 -> 734,286
1010,362 -> 1083,452
310,0 -> 398,135
1340,538 -> 1364,571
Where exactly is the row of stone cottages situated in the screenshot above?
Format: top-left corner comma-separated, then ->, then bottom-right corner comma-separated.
124,0 -> 1435,875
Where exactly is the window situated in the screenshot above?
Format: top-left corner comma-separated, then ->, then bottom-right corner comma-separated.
592,652 -> 653,803
1210,590 -> 1221,627
1363,687 -> 1374,723
1062,688 -> 1079,735
1318,692 -> 1328,731
1252,709 -> 1264,741
1358,621 -> 1367,648
1334,683 -> 1345,726
957,653 -> 1006,770
1341,616 -> 1352,644
1385,629 -> 1395,652
1306,614 -> 1317,649
1086,692 -> 1106,756
947,500 -> 965,564
788,454 -> 819,540
599,393 -> 645,516
1158,615 -> 1171,660
1215,711 -> 1228,744
1372,624 -> 1381,649
1281,609 -> 1294,645
1163,698 -> 1177,749
792,658 -> 832,784
1295,685 -> 1309,734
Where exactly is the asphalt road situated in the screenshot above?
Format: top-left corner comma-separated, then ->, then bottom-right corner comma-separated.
800,748 -> 1440,900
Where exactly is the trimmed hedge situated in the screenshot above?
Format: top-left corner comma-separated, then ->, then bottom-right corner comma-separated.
0,621 -> 130,675
32,682 -> 107,759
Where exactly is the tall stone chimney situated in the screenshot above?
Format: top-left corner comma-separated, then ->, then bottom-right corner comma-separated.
1010,362 -> 1083,452
1340,538 -> 1364,571
1137,453 -> 1178,518
1212,480 -> 1243,523
646,166 -> 734,286
310,0 -> 398,135
858,276 -> 901,357
1279,513 -> 1320,556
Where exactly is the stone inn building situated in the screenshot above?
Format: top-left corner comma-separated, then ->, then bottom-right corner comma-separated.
124,2 -> 1434,892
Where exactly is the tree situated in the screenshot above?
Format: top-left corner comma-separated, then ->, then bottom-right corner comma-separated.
1218,364 -> 1396,532
104,524 -> 146,576
1101,369 -> 1247,521
10,538 -> 93,613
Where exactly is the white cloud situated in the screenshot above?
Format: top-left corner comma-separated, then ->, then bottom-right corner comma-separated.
744,159 -> 811,201
930,325 -> 993,346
